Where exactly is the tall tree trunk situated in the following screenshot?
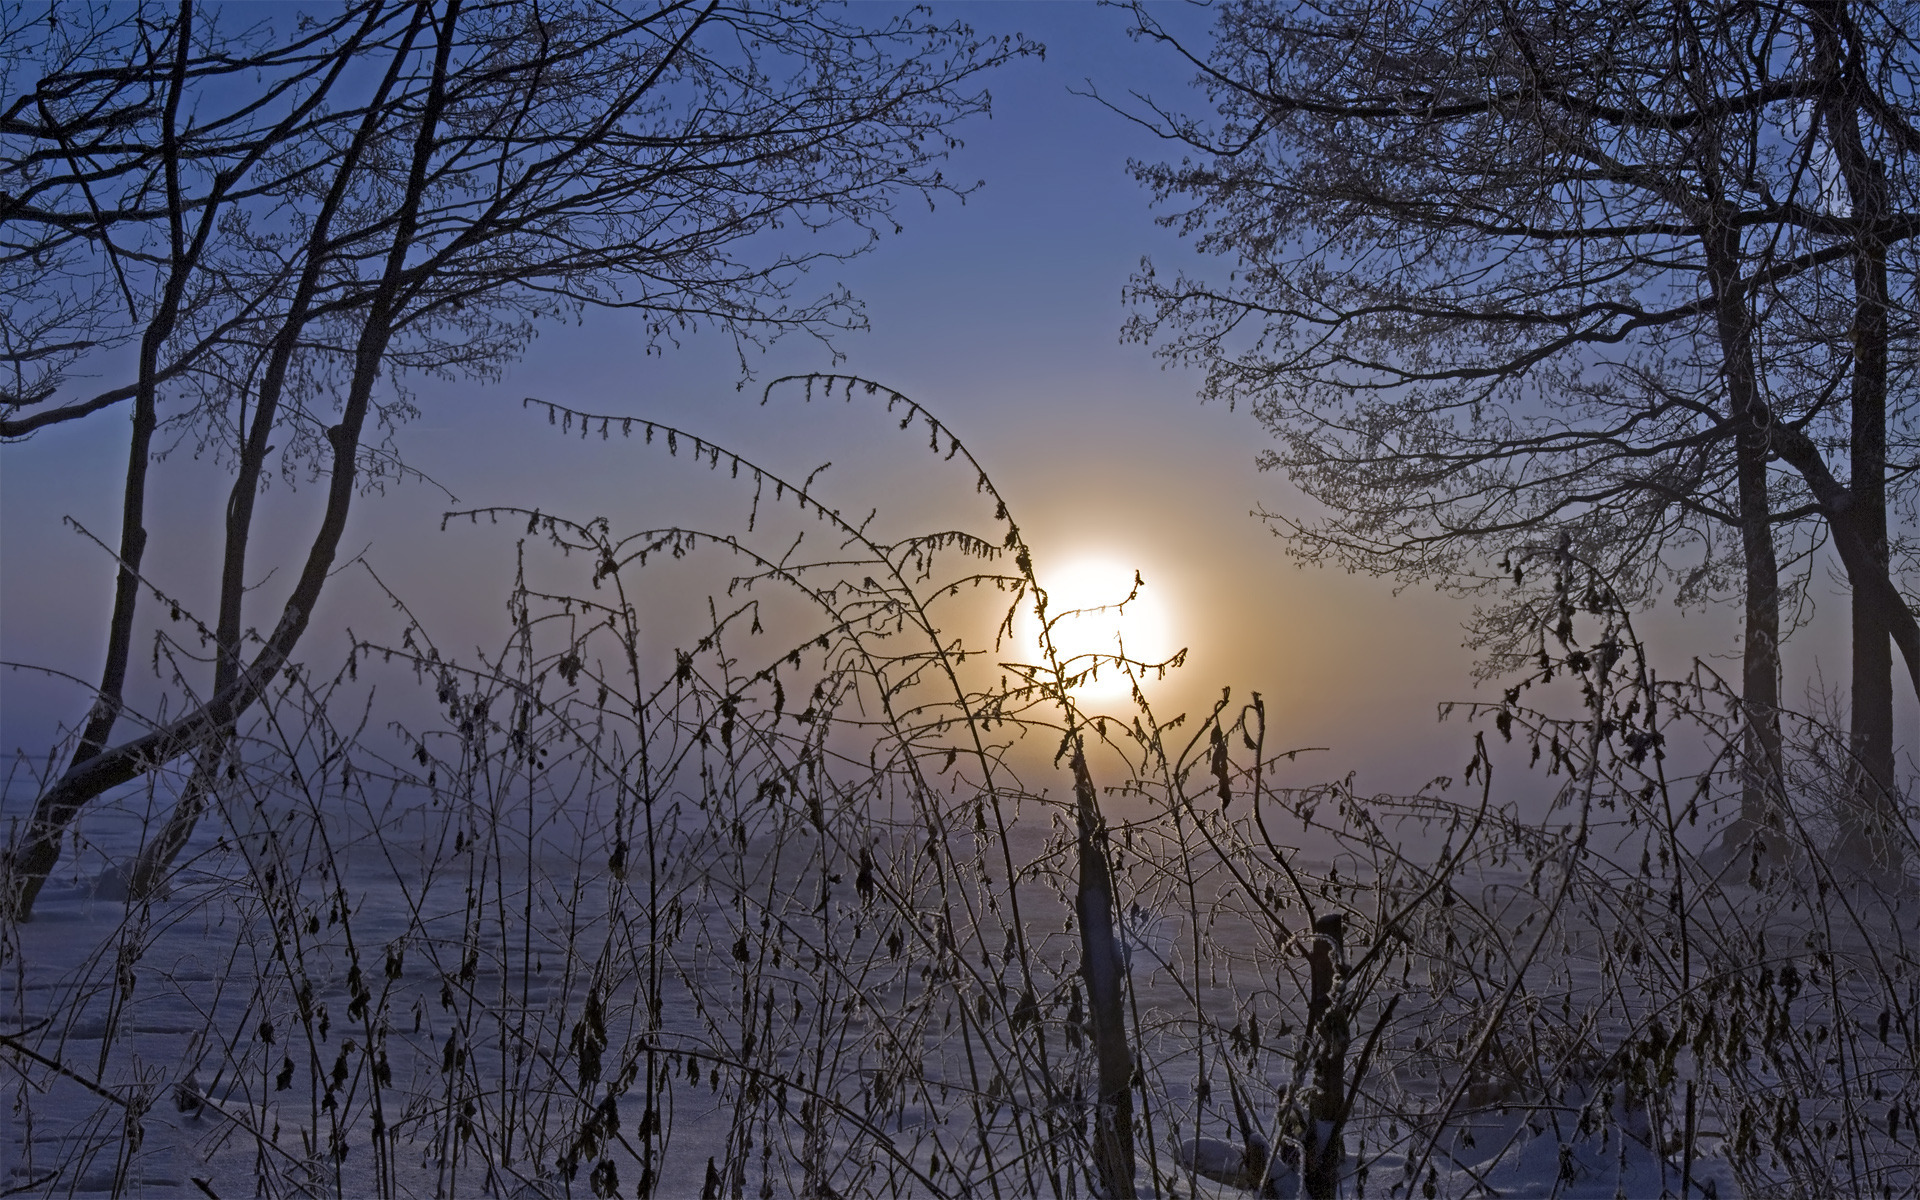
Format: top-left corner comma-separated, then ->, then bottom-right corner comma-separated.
124,2 -> 435,901
1706,231 -> 1787,863
1070,741 -> 1136,1199
1843,219 -> 1897,869
1301,914 -> 1350,1200
1815,0 -> 1901,872
7,5 -> 193,918
8,1 -> 460,921
1736,416 -> 1786,858
7,0 -> 398,910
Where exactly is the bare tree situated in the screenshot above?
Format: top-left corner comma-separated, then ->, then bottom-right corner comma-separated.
1808,0 -> 1911,856
2,0 -> 1036,919
1117,0 -> 1917,863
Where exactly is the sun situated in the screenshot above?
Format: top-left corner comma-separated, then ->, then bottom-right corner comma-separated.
1014,555 -> 1178,703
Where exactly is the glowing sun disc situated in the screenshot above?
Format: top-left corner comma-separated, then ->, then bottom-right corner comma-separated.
1015,555 -> 1177,701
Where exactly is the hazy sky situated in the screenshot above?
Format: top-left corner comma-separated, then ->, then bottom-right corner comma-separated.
2,2 -> 1907,800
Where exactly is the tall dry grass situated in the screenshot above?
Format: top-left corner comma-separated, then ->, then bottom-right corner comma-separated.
3,377 -> 1914,1199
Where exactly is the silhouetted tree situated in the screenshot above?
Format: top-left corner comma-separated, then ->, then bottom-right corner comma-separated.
2,0 -> 1035,918
1119,0 -> 1916,865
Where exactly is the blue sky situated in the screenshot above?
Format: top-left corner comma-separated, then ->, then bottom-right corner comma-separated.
6,2 -> 1898,800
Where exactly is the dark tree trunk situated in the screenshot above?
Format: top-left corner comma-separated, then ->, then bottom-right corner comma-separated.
1070,742 -> 1136,1199
9,7 -> 194,917
1301,914 -> 1350,1200
1814,0 -> 1901,871
1844,228 -> 1898,869
1736,418 -> 1786,855
1706,230 -> 1787,863
9,4 -> 457,921
124,4 -> 436,901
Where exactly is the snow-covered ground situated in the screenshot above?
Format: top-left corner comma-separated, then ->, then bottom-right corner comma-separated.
5,759 -> 1912,1199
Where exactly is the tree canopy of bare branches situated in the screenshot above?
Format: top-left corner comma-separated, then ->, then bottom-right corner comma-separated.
0,0 -> 1036,918
1119,0 -> 1917,865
